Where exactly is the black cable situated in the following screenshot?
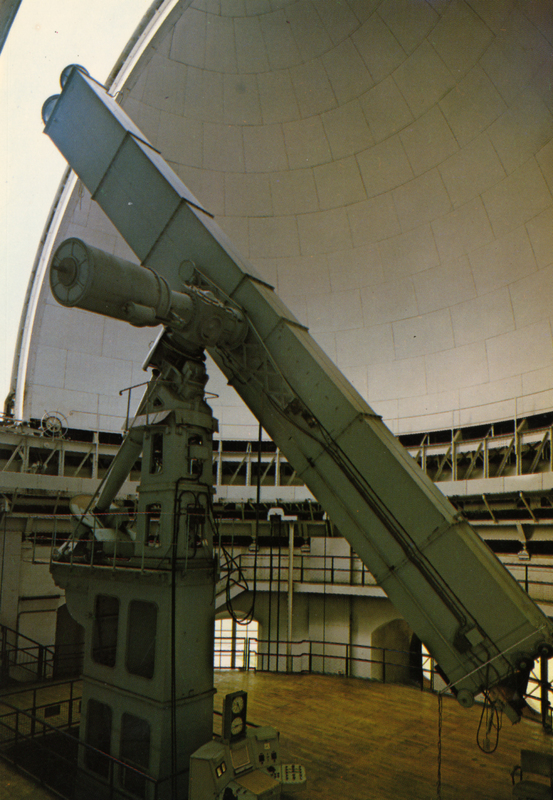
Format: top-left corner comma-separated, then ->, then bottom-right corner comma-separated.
276,524 -> 281,672
210,423 -> 264,629
322,524 -> 329,673
218,327 -> 526,695
437,693 -> 442,800
170,483 -> 179,800
476,692 -> 502,753
209,501 -> 257,626
168,478 -> 205,798
239,356 -> 503,679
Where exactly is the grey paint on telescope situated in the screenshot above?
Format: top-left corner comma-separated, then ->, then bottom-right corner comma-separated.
44,66 -> 553,715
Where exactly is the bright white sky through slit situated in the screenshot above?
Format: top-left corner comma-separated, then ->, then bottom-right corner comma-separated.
0,0 -> 153,410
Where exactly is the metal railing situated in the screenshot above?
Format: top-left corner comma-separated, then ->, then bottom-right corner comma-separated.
2,413 -> 553,490
217,550 -> 553,605
0,678 -> 81,743
214,634 -> 431,685
214,633 -> 551,727
0,681 -> 187,800
502,561 -> 553,604
211,418 -> 553,486
4,551 -> 553,689
0,625 -> 56,686
405,421 -> 553,483
217,550 -> 376,592
0,624 -> 85,687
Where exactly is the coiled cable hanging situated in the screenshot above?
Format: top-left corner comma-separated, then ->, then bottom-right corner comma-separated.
476,691 -> 502,753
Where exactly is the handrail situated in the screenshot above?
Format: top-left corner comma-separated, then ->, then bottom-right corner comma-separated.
217,551 -> 553,600
0,623 -> 55,655
0,624 -> 56,686
0,694 -> 166,798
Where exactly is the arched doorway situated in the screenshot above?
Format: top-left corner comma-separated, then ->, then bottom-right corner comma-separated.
371,618 -> 414,684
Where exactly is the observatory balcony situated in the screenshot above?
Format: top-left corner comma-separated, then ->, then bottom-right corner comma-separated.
2,414 -> 553,565
1,412 -> 553,496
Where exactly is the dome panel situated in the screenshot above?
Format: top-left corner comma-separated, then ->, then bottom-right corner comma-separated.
361,76 -> 414,142
392,41 -> 454,116
315,0 -> 360,45
431,197 -> 493,264
170,7 -> 207,68
438,133 -> 505,207
351,14 -> 406,82
269,169 -> 318,215
526,207 -> 553,268
430,0 -> 493,75
392,169 -> 452,231
399,107 -> 458,176
481,159 -> 551,238
439,65 -> 507,147
411,256 -> 476,316
258,69 -> 300,123
321,39 -> 374,104
357,136 -> 414,197
243,124 -> 287,171
183,67 -> 224,122
322,100 -> 373,160
313,156 -> 366,210
282,115 -> 331,168
488,91 -> 553,174
449,288 -> 513,347
347,193 -> 401,247
378,0 -> 440,56
259,9 -> 302,70
479,9 -> 551,102
284,1 -> 333,62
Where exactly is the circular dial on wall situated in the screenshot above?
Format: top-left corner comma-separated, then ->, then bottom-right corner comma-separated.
231,717 -> 244,735
223,690 -> 248,741
232,696 -> 244,715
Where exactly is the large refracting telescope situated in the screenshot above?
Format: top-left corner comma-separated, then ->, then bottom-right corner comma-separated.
41,64 -> 553,799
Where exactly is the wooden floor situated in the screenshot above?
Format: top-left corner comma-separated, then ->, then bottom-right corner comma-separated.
214,671 -> 553,800
2,672 -> 553,798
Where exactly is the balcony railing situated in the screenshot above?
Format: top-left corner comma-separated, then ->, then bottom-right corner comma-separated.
217,550 -> 553,607
2,412 -> 553,493
0,626 -> 56,686
0,685 -> 179,800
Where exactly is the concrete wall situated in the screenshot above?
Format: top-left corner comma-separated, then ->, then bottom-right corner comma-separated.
0,527 -> 62,648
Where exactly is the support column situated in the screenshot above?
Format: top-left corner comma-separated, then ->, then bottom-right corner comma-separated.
541,654 -> 551,730
287,521 -> 294,672
52,347 -> 219,800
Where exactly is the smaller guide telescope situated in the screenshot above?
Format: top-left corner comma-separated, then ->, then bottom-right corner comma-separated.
50,237 -> 247,352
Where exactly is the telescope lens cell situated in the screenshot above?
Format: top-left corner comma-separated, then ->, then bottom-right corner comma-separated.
41,95 -> 60,125
60,64 -> 89,89
50,239 -> 91,306
56,257 -> 78,287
